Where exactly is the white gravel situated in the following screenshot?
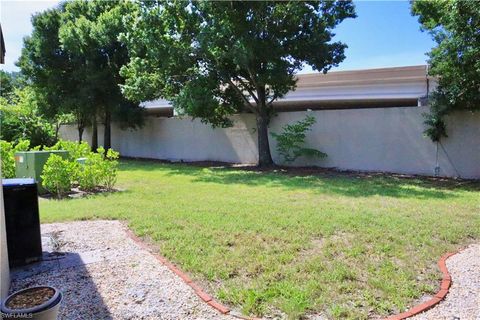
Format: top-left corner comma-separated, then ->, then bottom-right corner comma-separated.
411,243 -> 480,320
9,220 -> 235,320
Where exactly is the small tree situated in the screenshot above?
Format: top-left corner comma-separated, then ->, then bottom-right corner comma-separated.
121,1 -> 355,167
271,115 -> 327,164
412,1 -> 480,141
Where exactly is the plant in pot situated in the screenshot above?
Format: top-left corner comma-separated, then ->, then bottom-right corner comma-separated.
1,286 -> 62,320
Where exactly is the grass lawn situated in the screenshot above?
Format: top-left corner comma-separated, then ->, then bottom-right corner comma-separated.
40,160 -> 480,319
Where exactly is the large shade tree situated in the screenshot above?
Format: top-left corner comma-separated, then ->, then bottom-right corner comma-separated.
18,6 -> 91,143
121,1 -> 356,166
412,0 -> 480,141
19,0 -> 143,150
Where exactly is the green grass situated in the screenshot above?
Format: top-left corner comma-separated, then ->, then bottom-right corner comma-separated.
40,160 -> 480,319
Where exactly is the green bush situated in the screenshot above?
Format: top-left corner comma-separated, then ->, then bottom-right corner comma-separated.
270,115 -> 327,164
75,147 -> 120,191
0,139 -> 30,178
1,137 -> 120,194
45,140 -> 91,161
41,154 -> 75,198
101,148 -> 119,191
77,149 -> 104,191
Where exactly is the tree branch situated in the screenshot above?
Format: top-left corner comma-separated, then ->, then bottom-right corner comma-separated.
267,92 -> 278,106
226,78 -> 257,114
233,75 -> 259,105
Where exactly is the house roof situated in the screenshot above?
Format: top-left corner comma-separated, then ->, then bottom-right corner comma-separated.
143,65 -> 434,115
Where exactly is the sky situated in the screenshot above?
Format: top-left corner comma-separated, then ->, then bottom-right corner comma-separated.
0,0 -> 435,73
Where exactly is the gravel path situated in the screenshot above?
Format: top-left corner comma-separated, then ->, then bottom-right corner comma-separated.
9,220 -> 479,320
411,243 -> 480,320
9,220 -> 235,320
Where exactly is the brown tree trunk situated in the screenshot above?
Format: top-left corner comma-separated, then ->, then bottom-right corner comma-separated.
256,113 -> 274,167
104,109 -> 111,150
91,115 -> 98,151
255,85 -> 274,167
55,122 -> 60,141
78,126 -> 84,143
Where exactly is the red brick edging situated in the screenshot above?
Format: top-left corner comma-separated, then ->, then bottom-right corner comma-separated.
126,225 -> 459,320
124,227 -> 237,316
384,251 -> 458,320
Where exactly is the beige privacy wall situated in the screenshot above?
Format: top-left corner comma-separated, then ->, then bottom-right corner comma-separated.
60,106 -> 480,179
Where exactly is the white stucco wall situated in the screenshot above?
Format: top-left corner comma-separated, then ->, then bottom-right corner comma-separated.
270,107 -> 479,178
59,106 -> 480,179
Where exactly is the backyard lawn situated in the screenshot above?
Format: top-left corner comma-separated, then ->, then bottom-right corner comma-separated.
39,160 -> 480,319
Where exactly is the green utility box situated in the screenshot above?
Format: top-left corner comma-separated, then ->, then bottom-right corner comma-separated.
76,157 -> 87,166
14,151 -> 69,193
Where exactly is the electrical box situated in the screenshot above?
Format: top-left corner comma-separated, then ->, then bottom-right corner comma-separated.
76,157 -> 87,166
14,150 -> 69,193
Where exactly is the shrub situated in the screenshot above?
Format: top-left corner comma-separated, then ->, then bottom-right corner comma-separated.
41,154 -> 74,198
1,138 -> 120,194
77,147 -> 119,191
45,140 -> 90,160
77,151 -> 104,191
0,139 -> 30,178
101,148 -> 119,191
270,115 -> 327,164
0,141 -> 15,178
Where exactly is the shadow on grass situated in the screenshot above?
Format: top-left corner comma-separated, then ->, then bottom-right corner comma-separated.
39,188 -> 132,202
119,159 -> 480,199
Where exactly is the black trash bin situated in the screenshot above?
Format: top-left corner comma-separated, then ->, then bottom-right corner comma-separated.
3,178 -> 42,267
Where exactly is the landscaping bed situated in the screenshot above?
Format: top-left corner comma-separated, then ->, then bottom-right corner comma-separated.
39,160 -> 480,319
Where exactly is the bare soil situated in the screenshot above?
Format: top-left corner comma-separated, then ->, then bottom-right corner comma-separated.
7,287 -> 55,310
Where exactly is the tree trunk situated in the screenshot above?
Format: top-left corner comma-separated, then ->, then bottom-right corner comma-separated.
78,126 -> 84,143
55,122 -> 60,141
91,115 -> 98,151
256,113 -> 273,167
255,85 -> 274,167
104,109 -> 111,150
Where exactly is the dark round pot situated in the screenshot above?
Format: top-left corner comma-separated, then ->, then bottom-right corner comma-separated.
1,286 -> 62,320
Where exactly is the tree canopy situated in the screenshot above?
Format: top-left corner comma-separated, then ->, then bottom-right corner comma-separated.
0,71 -> 23,103
412,0 -> 480,141
19,0 -> 143,149
0,85 -> 57,147
18,5 -> 91,143
122,0 -> 355,166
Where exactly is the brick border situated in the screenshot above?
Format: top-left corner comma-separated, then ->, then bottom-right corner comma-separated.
124,227 -> 250,317
125,225 -> 460,320
384,251 -> 458,320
